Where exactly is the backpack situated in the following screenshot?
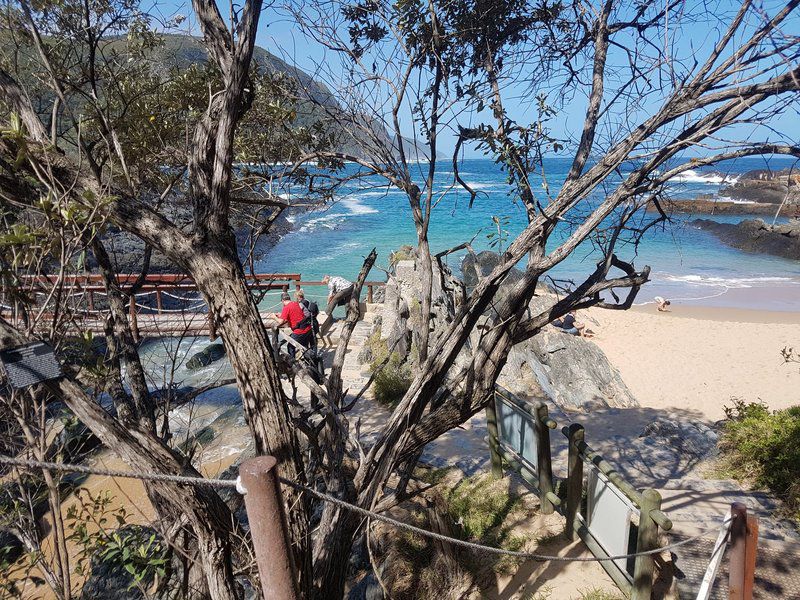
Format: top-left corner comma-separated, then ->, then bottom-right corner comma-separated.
298,299 -> 320,333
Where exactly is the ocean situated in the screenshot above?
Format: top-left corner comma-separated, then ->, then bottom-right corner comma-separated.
259,156 -> 800,311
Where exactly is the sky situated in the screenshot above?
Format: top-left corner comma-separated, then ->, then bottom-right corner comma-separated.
150,0 -> 800,159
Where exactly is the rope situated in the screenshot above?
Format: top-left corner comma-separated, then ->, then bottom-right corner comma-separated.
0,455 -> 237,489
0,454 -> 724,562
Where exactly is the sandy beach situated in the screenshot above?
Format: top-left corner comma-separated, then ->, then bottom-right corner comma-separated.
585,304 -> 800,421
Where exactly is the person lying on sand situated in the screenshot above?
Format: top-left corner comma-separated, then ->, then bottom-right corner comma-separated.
654,296 -> 671,312
552,311 -> 594,338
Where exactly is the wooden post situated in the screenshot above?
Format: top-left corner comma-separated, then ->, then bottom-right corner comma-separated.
128,295 -> 139,343
367,284 -> 374,303
565,423 -> 584,540
729,502 -> 748,600
155,290 -> 163,313
632,488 -> 662,600
239,457 -> 299,600
88,290 -> 95,312
743,513 -> 758,600
485,391 -> 503,479
535,402 -> 555,515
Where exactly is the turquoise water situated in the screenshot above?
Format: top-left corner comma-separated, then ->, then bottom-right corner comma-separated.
259,157 -> 800,311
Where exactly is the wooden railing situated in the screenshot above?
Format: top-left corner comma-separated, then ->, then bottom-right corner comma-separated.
486,386 -> 673,600
1,273 -> 386,339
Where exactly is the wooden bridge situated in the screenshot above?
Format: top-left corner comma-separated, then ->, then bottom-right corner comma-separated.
1,273 -> 385,340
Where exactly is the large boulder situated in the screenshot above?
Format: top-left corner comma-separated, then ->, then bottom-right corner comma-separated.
691,218 -> 800,260
379,257 -> 465,362
460,250 -> 525,290
186,343 -> 226,370
508,327 -> 637,409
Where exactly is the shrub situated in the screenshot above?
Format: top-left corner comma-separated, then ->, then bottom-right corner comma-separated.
367,329 -> 412,408
718,399 -> 800,522
373,351 -> 412,408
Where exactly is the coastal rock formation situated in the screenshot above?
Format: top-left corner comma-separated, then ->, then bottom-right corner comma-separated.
721,168 -> 800,205
460,250 -> 525,290
691,218 -> 800,260
372,249 -> 637,410
650,198 -> 800,218
503,328 -> 637,409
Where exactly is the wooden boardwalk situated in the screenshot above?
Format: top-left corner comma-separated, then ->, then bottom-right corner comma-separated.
1,273 -> 385,340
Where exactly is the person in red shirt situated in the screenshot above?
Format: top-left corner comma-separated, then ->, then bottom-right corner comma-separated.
274,292 -> 313,358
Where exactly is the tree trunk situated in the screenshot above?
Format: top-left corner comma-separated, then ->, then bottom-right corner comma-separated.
186,243 -> 312,591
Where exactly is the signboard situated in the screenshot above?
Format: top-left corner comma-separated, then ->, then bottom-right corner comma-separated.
495,391 -> 538,471
584,465 -> 638,580
0,342 -> 62,389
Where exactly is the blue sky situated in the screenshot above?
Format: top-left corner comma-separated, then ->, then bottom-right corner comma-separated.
151,0 -> 800,158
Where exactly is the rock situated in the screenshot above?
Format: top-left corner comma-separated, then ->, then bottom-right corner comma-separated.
691,218 -> 800,260
460,250 -> 524,290
647,198 -> 800,217
721,168 -> 800,205
186,343 -> 226,370
379,258 -> 465,362
507,327 -> 638,409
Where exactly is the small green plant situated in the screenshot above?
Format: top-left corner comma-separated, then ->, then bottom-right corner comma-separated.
366,329 -> 412,408
373,351 -> 412,408
66,489 -> 169,591
446,475 -> 528,574
389,245 -> 415,266
487,215 -> 511,253
718,399 -> 800,523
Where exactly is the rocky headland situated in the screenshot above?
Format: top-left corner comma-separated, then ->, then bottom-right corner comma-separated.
721,167 -> 800,205
691,218 -> 800,261
650,198 -> 800,217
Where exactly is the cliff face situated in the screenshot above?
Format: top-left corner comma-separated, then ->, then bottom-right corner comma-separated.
374,249 -> 637,410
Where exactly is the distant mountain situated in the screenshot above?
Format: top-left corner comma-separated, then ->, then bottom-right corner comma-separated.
142,34 -> 442,162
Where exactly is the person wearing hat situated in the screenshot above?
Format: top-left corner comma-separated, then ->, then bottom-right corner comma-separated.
274,292 -> 313,357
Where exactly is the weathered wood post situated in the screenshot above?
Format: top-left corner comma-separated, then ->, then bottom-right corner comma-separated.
155,290 -> 163,313
240,456 -> 299,600
728,502 -> 748,600
367,284 -> 374,304
565,423 -> 584,540
744,512 -> 759,599
632,488 -> 662,600
88,290 -> 95,312
485,391 -> 503,479
535,402 -> 555,515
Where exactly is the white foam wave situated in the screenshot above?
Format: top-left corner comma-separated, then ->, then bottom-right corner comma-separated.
297,195 -> 378,233
298,213 -> 345,233
340,195 -> 379,215
660,273 -> 799,289
715,195 -> 756,205
668,169 -> 739,185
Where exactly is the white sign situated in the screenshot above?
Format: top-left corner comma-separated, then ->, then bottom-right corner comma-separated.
584,466 -> 638,580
